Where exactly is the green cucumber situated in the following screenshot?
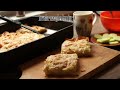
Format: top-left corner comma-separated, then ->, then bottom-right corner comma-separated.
94,34 -> 102,39
95,33 -> 120,45
109,41 -> 119,44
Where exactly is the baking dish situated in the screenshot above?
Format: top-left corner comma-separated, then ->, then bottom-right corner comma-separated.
0,17 -> 73,69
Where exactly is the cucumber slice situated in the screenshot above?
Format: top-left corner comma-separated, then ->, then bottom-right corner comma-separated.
109,37 -> 116,42
109,41 -> 119,44
97,39 -> 103,43
102,33 -> 109,38
109,33 -> 117,37
115,36 -> 120,41
95,33 -> 120,45
109,33 -> 117,40
97,38 -> 110,43
94,34 -> 102,39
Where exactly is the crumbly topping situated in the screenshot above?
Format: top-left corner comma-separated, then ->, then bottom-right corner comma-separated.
61,38 -> 91,56
0,27 -> 45,53
43,54 -> 78,76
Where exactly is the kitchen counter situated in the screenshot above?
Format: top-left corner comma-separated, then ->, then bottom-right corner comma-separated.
0,11 -> 74,24
0,12 -> 119,79
19,14 -> 120,79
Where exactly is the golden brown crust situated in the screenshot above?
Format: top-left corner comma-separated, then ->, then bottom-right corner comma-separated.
31,25 -> 47,33
0,28 -> 45,53
43,53 -> 79,76
61,37 -> 91,57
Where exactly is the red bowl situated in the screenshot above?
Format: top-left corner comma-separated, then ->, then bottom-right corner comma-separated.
100,11 -> 120,32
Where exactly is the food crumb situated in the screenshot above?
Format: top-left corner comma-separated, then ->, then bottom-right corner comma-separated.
80,69 -> 86,72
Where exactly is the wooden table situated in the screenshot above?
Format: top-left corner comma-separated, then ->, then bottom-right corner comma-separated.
20,15 -> 120,79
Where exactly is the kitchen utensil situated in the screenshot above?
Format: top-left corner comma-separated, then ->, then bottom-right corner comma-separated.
0,15 -> 44,34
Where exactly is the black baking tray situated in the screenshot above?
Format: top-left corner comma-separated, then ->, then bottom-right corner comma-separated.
0,17 -> 73,70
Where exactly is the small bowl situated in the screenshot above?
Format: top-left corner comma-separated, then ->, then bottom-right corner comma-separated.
100,11 -> 120,32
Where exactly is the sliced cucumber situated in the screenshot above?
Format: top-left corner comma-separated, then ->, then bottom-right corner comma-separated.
94,33 -> 120,45
97,38 -> 109,43
94,34 -> 102,39
109,33 -> 117,37
109,41 -> 119,44
109,37 -> 116,42
115,36 -> 120,41
102,33 -> 109,38
97,39 -> 103,43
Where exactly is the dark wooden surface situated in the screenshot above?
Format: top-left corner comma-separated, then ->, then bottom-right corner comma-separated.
20,14 -> 120,79
20,44 -> 120,79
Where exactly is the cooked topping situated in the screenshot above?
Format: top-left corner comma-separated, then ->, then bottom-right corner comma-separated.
43,53 -> 79,76
61,38 -> 91,56
0,27 -> 45,53
31,25 -> 47,33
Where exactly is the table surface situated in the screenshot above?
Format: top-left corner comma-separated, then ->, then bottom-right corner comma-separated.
20,15 -> 120,79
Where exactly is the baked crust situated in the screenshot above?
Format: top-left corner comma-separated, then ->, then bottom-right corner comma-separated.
61,37 -> 91,57
31,25 -> 47,33
0,27 -> 45,53
43,53 -> 79,76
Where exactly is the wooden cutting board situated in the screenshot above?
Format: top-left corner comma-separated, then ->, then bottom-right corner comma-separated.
20,44 -> 120,79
